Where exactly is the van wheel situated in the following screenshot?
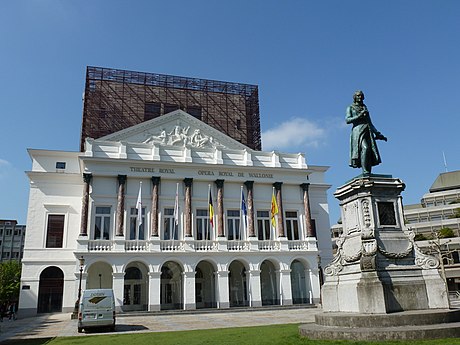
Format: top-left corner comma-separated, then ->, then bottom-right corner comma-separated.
78,327 -> 83,333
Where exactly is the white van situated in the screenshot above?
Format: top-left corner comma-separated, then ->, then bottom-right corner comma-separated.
78,289 -> 116,333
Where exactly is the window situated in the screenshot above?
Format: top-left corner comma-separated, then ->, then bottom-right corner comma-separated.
5,229 -> 12,236
2,252 -> 10,259
129,207 -> 146,240
285,211 -> 299,240
94,207 -> 111,240
196,209 -> 211,240
55,162 -> 66,169
187,106 -> 202,120
164,103 -> 179,114
163,208 -> 178,240
257,210 -> 271,240
144,102 -> 161,121
46,215 -> 65,248
227,210 -> 241,240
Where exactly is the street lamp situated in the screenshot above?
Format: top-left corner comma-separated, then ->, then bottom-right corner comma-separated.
71,256 -> 85,319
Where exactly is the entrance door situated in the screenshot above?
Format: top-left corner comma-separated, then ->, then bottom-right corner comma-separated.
37,267 -> 64,313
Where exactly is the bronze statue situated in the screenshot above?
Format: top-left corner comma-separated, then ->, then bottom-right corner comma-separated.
346,91 -> 387,174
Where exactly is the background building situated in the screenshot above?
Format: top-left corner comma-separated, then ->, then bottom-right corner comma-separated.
0,220 -> 26,262
81,66 -> 261,152
19,69 -> 332,316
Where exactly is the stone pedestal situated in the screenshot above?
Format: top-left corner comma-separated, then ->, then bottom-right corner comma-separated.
322,174 -> 448,313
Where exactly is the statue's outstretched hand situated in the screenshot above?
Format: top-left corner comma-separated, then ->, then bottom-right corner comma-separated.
375,133 -> 387,141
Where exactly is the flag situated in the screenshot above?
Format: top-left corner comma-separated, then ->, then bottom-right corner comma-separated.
173,183 -> 179,226
241,187 -> 247,229
209,188 -> 214,231
270,190 -> 278,228
136,182 -> 143,227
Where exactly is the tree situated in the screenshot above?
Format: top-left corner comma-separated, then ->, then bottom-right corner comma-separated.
414,233 -> 428,241
439,227 -> 455,238
449,208 -> 460,219
0,261 -> 21,304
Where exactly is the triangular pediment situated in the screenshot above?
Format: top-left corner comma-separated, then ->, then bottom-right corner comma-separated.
99,110 -> 249,151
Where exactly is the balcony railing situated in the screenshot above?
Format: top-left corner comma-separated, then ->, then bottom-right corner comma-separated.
258,240 -> 281,251
125,240 -> 149,251
81,239 -> 314,253
88,240 -> 113,251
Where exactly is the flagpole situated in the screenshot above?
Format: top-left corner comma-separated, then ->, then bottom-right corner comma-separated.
136,181 -> 143,240
239,185 -> 243,241
173,182 -> 179,241
207,184 -> 211,242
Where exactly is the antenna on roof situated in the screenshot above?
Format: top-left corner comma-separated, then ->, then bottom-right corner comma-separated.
442,151 -> 448,172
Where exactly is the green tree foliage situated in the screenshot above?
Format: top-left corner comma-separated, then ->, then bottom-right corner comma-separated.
439,227 -> 455,239
0,260 -> 21,303
449,208 -> 460,219
414,233 -> 428,241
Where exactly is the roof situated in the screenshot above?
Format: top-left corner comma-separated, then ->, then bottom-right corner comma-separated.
429,170 -> 460,193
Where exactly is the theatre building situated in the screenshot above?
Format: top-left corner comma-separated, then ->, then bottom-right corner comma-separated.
19,68 -> 332,316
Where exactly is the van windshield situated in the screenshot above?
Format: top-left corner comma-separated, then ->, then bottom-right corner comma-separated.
83,294 -> 112,309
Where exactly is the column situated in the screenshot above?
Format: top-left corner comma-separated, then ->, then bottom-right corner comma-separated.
273,182 -> 284,237
148,271 -> 161,311
300,183 -> 315,238
115,175 -> 127,237
278,269 -> 293,306
244,181 -> 255,237
215,270 -> 230,309
183,271 -> 196,310
151,177 -> 160,237
247,269 -> 262,307
79,173 -> 92,236
308,267 -> 321,304
184,178 -> 193,237
215,179 -> 225,237
112,272 -> 125,312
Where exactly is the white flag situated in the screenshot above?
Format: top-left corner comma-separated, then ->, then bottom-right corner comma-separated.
136,182 -> 142,227
173,183 -> 179,226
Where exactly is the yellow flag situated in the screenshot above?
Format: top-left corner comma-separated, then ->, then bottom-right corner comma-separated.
270,192 -> 278,228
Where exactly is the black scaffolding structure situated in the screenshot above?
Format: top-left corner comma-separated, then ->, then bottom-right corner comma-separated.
81,66 -> 261,151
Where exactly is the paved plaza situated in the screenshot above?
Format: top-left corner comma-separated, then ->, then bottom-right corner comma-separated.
0,307 -> 319,342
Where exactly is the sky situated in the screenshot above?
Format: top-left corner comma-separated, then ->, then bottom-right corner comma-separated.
1,0 -> 459,226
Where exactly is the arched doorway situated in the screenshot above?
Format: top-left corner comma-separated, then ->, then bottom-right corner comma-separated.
260,260 -> 278,305
87,262 -> 113,289
123,262 -> 148,311
195,261 -> 216,309
161,261 -> 183,310
228,260 -> 248,307
291,260 -> 309,304
37,266 -> 64,313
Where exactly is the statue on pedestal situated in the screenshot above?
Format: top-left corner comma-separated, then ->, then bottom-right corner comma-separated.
346,91 -> 387,174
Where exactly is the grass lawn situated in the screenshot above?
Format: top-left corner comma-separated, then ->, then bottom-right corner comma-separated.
4,324 -> 460,345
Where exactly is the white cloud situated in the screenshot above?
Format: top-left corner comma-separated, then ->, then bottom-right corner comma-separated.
261,117 -> 326,152
0,158 -> 11,167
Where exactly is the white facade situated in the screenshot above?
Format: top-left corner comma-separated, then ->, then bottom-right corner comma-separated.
19,110 -> 332,316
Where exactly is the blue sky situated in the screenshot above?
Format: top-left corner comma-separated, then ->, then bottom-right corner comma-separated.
1,1 -> 459,225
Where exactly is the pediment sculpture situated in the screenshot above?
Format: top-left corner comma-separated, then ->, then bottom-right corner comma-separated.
143,125 -> 224,149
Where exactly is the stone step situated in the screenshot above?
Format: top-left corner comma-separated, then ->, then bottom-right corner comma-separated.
315,309 -> 460,327
299,321 -> 460,341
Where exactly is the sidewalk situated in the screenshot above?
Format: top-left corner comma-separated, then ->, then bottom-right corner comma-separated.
0,307 -> 319,343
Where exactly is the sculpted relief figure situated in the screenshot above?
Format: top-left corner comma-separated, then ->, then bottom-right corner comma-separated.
346,90 -> 387,175
143,125 -> 223,149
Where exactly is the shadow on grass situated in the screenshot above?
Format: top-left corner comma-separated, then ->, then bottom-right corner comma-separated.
82,324 -> 148,334
1,337 -> 54,345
